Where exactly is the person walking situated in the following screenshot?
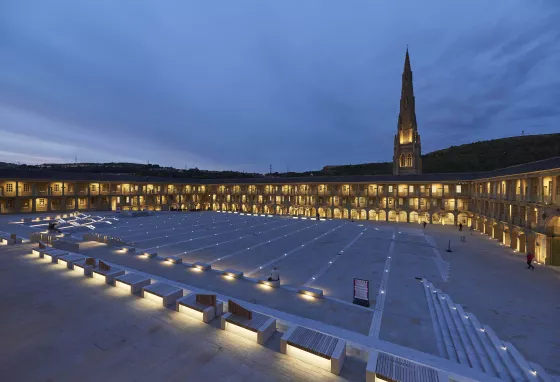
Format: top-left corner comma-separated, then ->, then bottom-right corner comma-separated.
526,252 -> 535,270
459,223 -> 463,231
470,225 -> 474,235
423,221 -> 427,229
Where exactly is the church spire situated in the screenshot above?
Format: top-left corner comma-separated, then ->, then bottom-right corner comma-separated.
393,47 -> 422,175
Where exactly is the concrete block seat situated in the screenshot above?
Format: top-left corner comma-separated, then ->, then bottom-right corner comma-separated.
281,326 -> 346,375
222,269 -> 243,279
193,261 -> 211,271
141,250 -> 157,258
119,246 -> 136,253
56,253 -> 88,269
298,286 -> 324,298
176,293 -> 224,323
142,282 -> 183,306
73,258 -> 97,276
165,255 -> 182,264
221,300 -> 276,345
92,262 -> 125,285
0,233 -> 20,245
34,248 -> 69,262
366,351 -> 439,382
258,278 -> 280,288
114,273 -> 151,294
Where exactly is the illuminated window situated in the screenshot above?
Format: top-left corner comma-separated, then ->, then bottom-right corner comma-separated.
388,185 -> 393,193
38,199 -> 45,206
54,184 -> 60,192
400,154 -> 406,167
456,185 -> 462,193
6,184 -> 13,192
407,154 -> 412,166
24,184 -> 30,192
408,185 -> 414,193
91,185 -> 96,192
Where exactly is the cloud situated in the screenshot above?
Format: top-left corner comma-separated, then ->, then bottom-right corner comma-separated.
0,0 -> 558,171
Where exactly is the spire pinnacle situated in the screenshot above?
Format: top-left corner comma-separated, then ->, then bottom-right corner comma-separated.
404,46 -> 411,74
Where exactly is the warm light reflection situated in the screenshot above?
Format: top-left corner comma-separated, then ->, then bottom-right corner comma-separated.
286,344 -> 331,371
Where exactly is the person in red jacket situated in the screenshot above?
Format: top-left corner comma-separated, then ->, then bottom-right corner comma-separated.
526,252 -> 535,270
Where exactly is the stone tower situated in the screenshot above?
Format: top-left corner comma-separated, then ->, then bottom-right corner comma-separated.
393,48 -> 422,175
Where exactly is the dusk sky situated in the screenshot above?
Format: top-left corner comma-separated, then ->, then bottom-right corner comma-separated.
1,1 -> 559,172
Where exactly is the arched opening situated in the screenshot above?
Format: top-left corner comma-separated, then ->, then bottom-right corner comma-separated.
398,210 -> 407,223
360,210 -> 367,220
318,208 -> 326,218
443,213 -> 455,225
457,213 -> 468,226
407,153 -> 412,167
333,208 -> 341,219
418,212 -> 430,225
222,203 -> 228,211
368,210 -> 378,221
518,232 -> 526,253
432,213 -> 442,225
400,154 -> 406,167
409,211 -> 419,223
388,210 -> 397,222
378,210 -> 387,221
503,227 -> 511,247
343,209 -> 350,219
351,209 -> 358,220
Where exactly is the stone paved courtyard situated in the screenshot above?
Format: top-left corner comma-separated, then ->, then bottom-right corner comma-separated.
1,211 -> 559,378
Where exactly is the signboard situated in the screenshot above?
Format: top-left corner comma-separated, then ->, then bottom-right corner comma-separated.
353,278 -> 370,307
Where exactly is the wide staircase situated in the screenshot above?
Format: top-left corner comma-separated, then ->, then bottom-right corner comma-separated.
422,279 -> 553,382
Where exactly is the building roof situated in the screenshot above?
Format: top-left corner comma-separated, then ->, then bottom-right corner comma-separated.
0,157 -> 558,185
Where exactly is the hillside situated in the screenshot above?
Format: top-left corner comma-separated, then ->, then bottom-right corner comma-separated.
322,134 -> 560,176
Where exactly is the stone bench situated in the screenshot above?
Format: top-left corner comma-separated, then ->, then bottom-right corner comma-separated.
281,326 -> 346,375
221,300 -> 276,345
0,235 -> 15,245
41,249 -> 69,263
222,269 -> 243,279
165,255 -> 182,264
141,250 -> 158,258
176,293 -> 223,323
193,261 -> 211,271
56,253 -> 88,269
258,278 -> 280,288
142,282 -> 183,306
114,273 -> 151,294
92,263 -> 125,285
298,286 -> 324,299
119,246 -> 136,253
73,258 -> 96,276
366,351 -> 439,382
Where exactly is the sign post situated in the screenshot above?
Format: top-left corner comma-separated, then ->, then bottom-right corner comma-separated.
353,278 -> 370,307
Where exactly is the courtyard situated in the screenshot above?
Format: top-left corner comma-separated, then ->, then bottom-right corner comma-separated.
1,211 -> 559,379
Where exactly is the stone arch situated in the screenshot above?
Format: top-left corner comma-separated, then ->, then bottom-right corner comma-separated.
545,216 -> 560,236
388,210 -> 397,222
221,203 -> 228,211
333,208 -> 342,219
351,209 -> 358,220
397,210 -> 407,223
407,153 -> 412,167
318,207 -> 327,218
503,225 -> 511,247
517,230 -> 526,253
409,211 -> 419,223
457,212 -> 468,226
400,154 -> 406,167
263,205 -> 271,214
378,210 -> 387,221
195,203 -> 201,210
432,212 -> 442,225
343,209 -> 350,219
418,212 -> 430,225
368,209 -> 378,221
289,206 -> 298,216
359,210 -> 367,220
443,212 -> 455,225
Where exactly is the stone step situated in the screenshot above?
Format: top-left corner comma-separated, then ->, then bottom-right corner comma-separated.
428,285 -> 458,363
442,295 -> 483,372
422,281 -> 447,359
435,291 -> 470,366
503,342 -> 545,382
467,314 -> 511,381
455,305 -> 497,377
483,325 -> 525,381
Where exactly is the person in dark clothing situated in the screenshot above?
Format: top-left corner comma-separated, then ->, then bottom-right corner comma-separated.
526,252 -> 535,270
459,223 -> 463,231
423,221 -> 427,229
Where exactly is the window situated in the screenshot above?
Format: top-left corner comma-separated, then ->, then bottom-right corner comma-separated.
7,200 -> 13,208
407,154 -> 412,167
388,199 -> 393,205
80,199 -> 85,205
91,185 -> 96,192
408,185 -> 414,193
400,154 -> 406,167
38,199 -> 45,206
388,185 -> 393,193
117,197 -> 121,203
456,185 -> 462,194
54,184 -> 59,192
24,184 -> 30,192
6,184 -> 13,192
